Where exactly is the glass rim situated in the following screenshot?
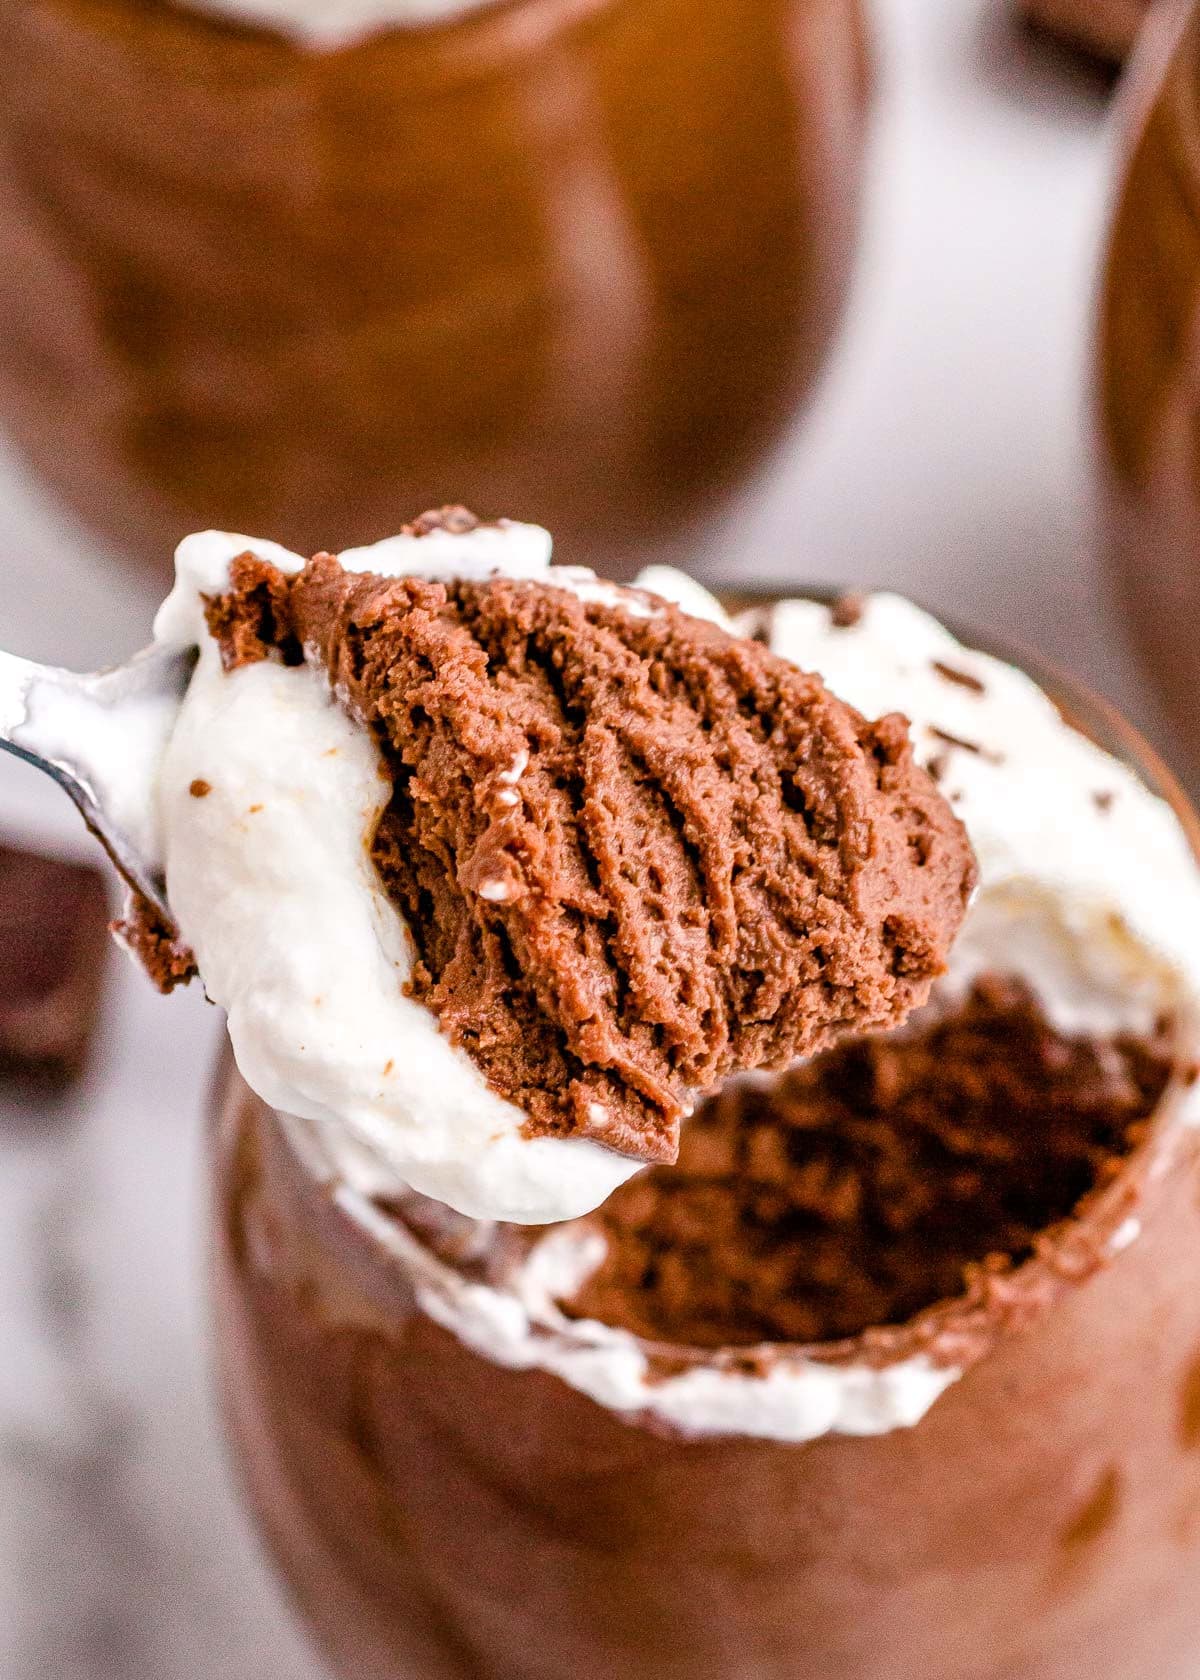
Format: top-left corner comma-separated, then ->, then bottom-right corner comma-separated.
96,0 -> 653,78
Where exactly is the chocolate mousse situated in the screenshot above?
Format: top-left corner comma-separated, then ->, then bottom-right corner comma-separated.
565,975 -> 1173,1348
212,974 -> 1200,1680
172,522 -> 975,1167
201,583 -> 1200,1680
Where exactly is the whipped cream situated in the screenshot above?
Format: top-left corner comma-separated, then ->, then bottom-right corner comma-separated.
153,522 -> 657,1224
173,0 -> 507,49
333,1171 -> 961,1442
372,578 -> 1200,1442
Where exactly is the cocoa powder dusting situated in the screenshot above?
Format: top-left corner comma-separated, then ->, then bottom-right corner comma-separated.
567,978 -> 1172,1346
194,525 -> 976,1163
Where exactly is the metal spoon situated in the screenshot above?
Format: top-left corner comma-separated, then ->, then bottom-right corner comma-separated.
0,643 -> 197,919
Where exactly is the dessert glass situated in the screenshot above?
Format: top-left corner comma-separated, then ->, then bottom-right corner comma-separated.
1098,0 -> 1200,777
0,0 -> 869,580
210,613 -> 1200,1680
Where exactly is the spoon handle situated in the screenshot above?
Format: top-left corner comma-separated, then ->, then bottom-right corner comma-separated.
0,645 -> 195,921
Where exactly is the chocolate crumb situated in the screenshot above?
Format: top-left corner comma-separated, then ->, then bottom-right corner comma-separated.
829,592 -> 865,629
932,660 -> 986,694
113,891 -> 197,994
203,555 -> 302,673
189,779 -> 211,799
407,505 -> 480,537
1093,791 -> 1116,814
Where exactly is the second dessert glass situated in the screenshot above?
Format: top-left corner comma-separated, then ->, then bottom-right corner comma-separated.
1098,0 -> 1200,777
0,0 -> 869,579
208,609 -> 1200,1680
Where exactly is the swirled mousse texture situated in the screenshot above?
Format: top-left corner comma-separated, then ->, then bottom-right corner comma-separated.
564,975 -> 1174,1349
140,521 -> 971,1224
377,582 -> 1200,1440
200,537 -> 974,1169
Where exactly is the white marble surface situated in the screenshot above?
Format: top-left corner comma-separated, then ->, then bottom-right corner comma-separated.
0,0 -> 1169,1675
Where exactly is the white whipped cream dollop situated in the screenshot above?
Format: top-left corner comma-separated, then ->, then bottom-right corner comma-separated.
153,522 -> 656,1225
331,1174 -> 962,1444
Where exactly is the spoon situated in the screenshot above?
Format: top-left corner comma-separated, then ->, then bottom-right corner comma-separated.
0,643 -> 196,920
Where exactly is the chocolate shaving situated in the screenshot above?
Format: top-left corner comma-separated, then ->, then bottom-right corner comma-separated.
932,660 -> 985,694
929,725 -> 1004,764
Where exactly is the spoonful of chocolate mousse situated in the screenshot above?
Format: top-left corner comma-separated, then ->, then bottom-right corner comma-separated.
0,508 -> 976,1222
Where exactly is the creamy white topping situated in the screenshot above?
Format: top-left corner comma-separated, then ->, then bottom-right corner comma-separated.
342,1172 -> 962,1442
170,0 -> 505,50
154,522 -> 653,1224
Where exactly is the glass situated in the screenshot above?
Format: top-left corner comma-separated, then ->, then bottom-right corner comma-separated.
1098,0 -> 1200,780
208,604 -> 1200,1680
0,0 -> 869,580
